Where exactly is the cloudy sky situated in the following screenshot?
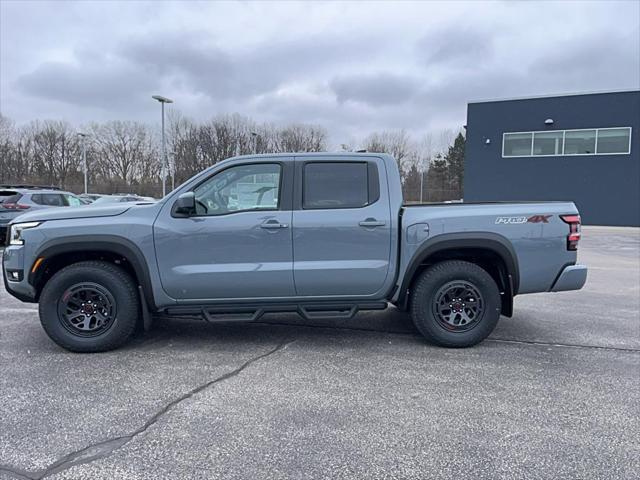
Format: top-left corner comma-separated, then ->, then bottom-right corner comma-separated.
1,0 -> 638,147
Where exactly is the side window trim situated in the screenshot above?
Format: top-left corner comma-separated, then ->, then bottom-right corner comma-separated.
185,162 -> 285,218
367,162 -> 380,204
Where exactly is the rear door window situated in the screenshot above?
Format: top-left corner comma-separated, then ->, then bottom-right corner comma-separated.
33,194 -> 65,206
303,162 -> 369,209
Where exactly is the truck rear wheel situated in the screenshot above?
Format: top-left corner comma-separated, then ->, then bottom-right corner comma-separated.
410,260 -> 501,348
39,261 -> 139,352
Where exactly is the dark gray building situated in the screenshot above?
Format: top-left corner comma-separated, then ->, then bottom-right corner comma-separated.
465,90 -> 639,226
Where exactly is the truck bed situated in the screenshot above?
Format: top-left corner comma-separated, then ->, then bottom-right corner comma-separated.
398,201 -> 580,296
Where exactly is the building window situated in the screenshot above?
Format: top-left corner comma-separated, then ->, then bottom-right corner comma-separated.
502,127 -> 631,157
533,131 -> 564,156
596,128 -> 631,154
503,132 -> 533,156
564,130 -> 596,155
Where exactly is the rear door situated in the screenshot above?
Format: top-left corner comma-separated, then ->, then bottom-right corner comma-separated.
292,157 -> 392,297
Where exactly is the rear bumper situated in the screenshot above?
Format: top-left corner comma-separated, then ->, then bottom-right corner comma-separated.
550,264 -> 588,292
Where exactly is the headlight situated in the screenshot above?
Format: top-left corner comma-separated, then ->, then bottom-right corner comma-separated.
9,222 -> 41,245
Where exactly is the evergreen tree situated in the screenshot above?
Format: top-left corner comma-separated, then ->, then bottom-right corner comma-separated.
445,132 -> 465,197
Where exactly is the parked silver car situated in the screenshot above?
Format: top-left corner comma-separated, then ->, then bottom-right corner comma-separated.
0,188 -> 86,240
89,194 -> 155,205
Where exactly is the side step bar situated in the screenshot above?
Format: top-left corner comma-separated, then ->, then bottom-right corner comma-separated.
163,301 -> 388,324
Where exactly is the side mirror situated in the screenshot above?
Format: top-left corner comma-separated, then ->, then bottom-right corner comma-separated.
174,191 -> 195,216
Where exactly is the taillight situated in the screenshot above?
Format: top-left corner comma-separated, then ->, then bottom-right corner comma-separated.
2,203 -> 30,210
560,214 -> 581,251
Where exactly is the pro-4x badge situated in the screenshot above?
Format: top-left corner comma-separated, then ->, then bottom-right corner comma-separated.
495,215 -> 552,225
495,216 -> 527,224
527,215 -> 552,223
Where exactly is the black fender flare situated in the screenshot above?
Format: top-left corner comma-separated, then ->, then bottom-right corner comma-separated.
396,232 -> 520,312
29,235 -> 156,311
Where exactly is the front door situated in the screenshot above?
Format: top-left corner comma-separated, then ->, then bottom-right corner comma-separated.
292,157 -> 392,297
154,161 -> 295,300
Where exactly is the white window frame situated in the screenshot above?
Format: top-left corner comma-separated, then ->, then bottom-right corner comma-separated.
502,126 -> 632,158
532,130 -> 565,157
595,127 -> 633,155
563,128 -> 597,156
501,131 -> 534,157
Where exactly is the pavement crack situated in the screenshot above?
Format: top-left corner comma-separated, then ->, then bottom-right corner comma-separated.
2,339 -> 293,480
487,337 -> 639,353
255,320 -> 639,353
0,466 -> 33,480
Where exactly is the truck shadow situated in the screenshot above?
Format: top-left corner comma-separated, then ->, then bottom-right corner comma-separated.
125,308 -> 421,352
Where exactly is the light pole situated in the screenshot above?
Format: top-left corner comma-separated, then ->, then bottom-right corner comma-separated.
251,132 -> 260,154
77,132 -> 88,194
419,159 -> 425,203
152,95 -> 173,196
170,150 -> 178,191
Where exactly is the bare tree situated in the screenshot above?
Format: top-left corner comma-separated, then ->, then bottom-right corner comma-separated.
363,130 -> 412,173
273,124 -> 327,152
91,121 -> 157,192
0,112 -> 463,200
25,120 -> 81,187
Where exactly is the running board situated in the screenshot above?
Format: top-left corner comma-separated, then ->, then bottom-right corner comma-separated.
163,301 -> 387,324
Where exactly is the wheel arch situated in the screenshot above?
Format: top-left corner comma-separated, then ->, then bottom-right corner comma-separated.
396,232 -> 519,316
29,235 -> 156,312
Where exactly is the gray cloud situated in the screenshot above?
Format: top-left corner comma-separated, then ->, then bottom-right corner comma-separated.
17,28 -> 385,110
2,1 -> 639,145
530,31 -> 640,83
330,73 -> 421,106
18,60 -> 159,109
417,27 -> 494,66
119,30 -> 383,100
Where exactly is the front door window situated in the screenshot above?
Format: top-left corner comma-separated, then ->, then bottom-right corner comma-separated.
193,163 -> 281,216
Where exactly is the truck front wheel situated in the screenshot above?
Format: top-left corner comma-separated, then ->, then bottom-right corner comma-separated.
410,260 -> 501,348
39,261 -> 140,352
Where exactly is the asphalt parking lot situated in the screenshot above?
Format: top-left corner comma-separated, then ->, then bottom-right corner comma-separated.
1,226 -> 638,480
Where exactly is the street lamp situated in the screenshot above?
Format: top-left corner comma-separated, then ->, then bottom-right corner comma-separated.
169,150 -> 178,191
152,95 -> 173,196
251,132 -> 260,154
77,132 -> 89,194
419,157 -> 425,203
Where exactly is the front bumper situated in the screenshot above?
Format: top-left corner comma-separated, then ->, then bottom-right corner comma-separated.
2,245 -> 37,302
550,264 -> 588,292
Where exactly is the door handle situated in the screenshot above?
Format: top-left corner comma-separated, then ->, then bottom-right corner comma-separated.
260,220 -> 288,229
359,218 -> 386,227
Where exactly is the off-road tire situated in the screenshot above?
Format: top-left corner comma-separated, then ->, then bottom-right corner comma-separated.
39,261 -> 139,352
410,260 -> 501,348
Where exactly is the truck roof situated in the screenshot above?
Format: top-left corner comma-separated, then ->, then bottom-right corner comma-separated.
219,151 -> 394,166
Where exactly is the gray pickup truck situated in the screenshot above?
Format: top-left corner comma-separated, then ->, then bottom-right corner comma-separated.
3,153 -> 587,352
